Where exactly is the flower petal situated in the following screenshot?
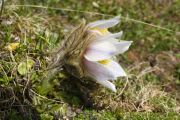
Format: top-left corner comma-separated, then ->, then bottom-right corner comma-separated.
105,31 -> 123,39
113,41 -> 133,54
96,79 -> 116,92
83,59 -> 116,92
83,59 -> 115,81
96,31 -> 123,41
87,16 -> 120,29
84,41 -> 116,61
104,60 -> 127,77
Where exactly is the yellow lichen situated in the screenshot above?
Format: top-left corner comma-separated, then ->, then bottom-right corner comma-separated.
5,43 -> 20,51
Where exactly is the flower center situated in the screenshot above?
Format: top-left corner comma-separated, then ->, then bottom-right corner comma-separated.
98,59 -> 111,65
91,28 -> 109,35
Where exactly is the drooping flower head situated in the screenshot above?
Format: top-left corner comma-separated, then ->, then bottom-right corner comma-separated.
61,16 -> 132,92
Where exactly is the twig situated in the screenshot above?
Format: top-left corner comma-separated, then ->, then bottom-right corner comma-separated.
127,62 -> 149,72
10,51 -> 16,62
29,89 -> 64,104
0,0 -> 4,18
0,97 -> 14,103
136,66 -> 158,79
115,76 -> 129,99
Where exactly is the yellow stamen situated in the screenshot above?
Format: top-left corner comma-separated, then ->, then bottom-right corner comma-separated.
98,28 -> 109,34
92,27 -> 109,34
98,59 -> 111,65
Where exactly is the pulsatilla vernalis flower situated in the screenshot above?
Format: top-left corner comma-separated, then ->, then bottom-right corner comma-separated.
61,16 -> 132,92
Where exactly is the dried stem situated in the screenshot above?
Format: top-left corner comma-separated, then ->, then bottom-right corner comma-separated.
30,89 -> 64,103
0,0 -> 4,18
115,76 -> 129,99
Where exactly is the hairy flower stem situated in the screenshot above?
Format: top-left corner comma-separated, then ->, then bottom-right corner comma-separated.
41,46 -> 65,84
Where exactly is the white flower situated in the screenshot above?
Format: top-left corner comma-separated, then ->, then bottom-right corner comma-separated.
82,16 -> 132,92
61,16 -> 132,92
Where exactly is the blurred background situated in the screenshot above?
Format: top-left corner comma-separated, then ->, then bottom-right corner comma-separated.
0,0 -> 180,119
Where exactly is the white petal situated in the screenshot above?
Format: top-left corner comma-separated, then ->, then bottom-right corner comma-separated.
113,41 -> 133,54
97,31 -> 123,41
105,31 -> 123,39
96,79 -> 116,92
105,60 -> 127,77
84,41 -> 116,61
83,59 -> 115,81
87,16 -> 120,29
